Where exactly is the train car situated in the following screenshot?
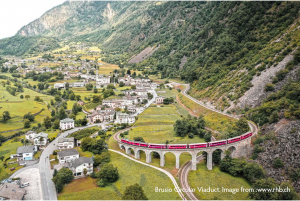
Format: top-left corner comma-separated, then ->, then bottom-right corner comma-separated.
227,136 -> 241,144
208,140 -> 227,147
139,143 -> 148,147
121,139 -> 129,144
167,144 -> 188,149
133,141 -> 148,147
241,132 -> 252,140
148,143 -> 167,149
188,143 -> 208,149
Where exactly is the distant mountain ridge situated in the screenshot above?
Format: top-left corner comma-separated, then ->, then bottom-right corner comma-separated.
0,1 -> 300,111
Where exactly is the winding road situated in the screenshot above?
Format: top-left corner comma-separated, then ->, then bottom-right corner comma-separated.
112,128 -> 187,200
172,81 -> 258,200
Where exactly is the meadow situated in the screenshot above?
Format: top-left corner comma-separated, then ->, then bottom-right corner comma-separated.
58,151 -> 181,200
0,139 -> 23,180
178,93 -> 236,132
188,162 -> 251,200
129,105 -> 205,144
0,85 -> 52,136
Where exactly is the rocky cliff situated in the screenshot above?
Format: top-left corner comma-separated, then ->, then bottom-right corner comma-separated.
255,119 -> 300,192
16,1 -> 122,38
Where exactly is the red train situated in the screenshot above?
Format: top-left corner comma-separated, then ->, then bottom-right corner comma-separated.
120,132 -> 252,149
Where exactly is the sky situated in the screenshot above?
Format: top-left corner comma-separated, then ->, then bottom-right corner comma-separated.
0,0 -> 66,39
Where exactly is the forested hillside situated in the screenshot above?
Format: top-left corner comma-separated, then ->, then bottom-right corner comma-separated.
0,1 -> 300,110
0,36 -> 60,56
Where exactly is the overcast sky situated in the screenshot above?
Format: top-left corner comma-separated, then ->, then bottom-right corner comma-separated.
0,0 -> 65,39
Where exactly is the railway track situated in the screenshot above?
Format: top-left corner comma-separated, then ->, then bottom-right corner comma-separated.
172,81 -> 258,200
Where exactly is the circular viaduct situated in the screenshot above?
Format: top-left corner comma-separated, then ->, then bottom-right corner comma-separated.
118,137 -> 251,171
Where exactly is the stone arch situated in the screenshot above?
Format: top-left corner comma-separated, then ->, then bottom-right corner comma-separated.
196,150 -> 213,170
162,151 -> 177,168
179,151 -> 193,168
227,146 -> 237,158
126,147 -> 135,155
119,144 -> 126,150
134,148 -> 147,160
212,148 -> 224,165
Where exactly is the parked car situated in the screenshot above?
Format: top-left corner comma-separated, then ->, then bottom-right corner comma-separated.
9,167 -> 15,171
19,182 -> 30,188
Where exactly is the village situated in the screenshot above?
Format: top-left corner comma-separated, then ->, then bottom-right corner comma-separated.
0,44 -> 176,200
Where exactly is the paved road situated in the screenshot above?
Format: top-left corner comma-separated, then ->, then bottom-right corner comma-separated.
172,81 -> 258,200
39,122 -> 108,200
38,89 -> 157,200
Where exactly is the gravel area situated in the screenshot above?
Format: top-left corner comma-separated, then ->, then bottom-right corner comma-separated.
14,167 -> 43,200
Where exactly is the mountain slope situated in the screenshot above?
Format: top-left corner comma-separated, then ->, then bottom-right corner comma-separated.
0,1 -> 300,109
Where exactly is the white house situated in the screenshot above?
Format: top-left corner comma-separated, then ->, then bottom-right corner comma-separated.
69,157 -> 94,176
57,137 -> 75,150
73,81 -> 87,87
33,132 -> 48,146
96,71 -> 110,86
134,89 -> 148,96
13,145 -> 37,161
25,131 -> 48,145
54,82 -> 66,89
156,96 -> 165,104
60,118 -> 75,130
25,131 -> 37,141
115,112 -> 135,124
57,149 -> 79,164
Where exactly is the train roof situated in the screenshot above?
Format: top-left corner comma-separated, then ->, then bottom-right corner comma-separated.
209,140 -> 227,143
188,142 -> 207,145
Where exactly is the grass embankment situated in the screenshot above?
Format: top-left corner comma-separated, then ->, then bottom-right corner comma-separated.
0,139 -> 23,180
178,93 -> 236,132
188,162 -> 251,200
58,152 -> 181,200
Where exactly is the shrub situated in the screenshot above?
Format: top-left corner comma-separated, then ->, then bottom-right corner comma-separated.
264,83 -> 275,92
273,158 -> 284,168
188,133 -> 194,138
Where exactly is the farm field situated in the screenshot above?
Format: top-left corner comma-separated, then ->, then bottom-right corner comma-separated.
0,85 -> 52,136
58,151 -> 181,200
62,87 -> 97,100
188,162 -> 251,200
178,93 -> 237,133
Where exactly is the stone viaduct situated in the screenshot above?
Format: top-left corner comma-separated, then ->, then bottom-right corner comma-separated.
118,137 -> 252,170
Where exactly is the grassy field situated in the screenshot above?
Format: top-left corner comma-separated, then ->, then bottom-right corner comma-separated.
155,88 -> 179,98
0,86 -> 52,135
129,105 -> 205,144
188,162 -> 251,200
178,93 -> 236,132
58,152 -> 181,200
0,139 -> 23,180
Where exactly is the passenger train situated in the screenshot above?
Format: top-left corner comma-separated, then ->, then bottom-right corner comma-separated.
121,132 -> 252,149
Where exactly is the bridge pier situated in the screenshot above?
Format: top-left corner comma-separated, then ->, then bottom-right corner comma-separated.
207,151 -> 213,170
126,147 -> 131,155
135,150 -> 140,159
146,151 -> 152,163
160,153 -> 165,167
191,154 -> 197,170
175,153 -> 180,169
